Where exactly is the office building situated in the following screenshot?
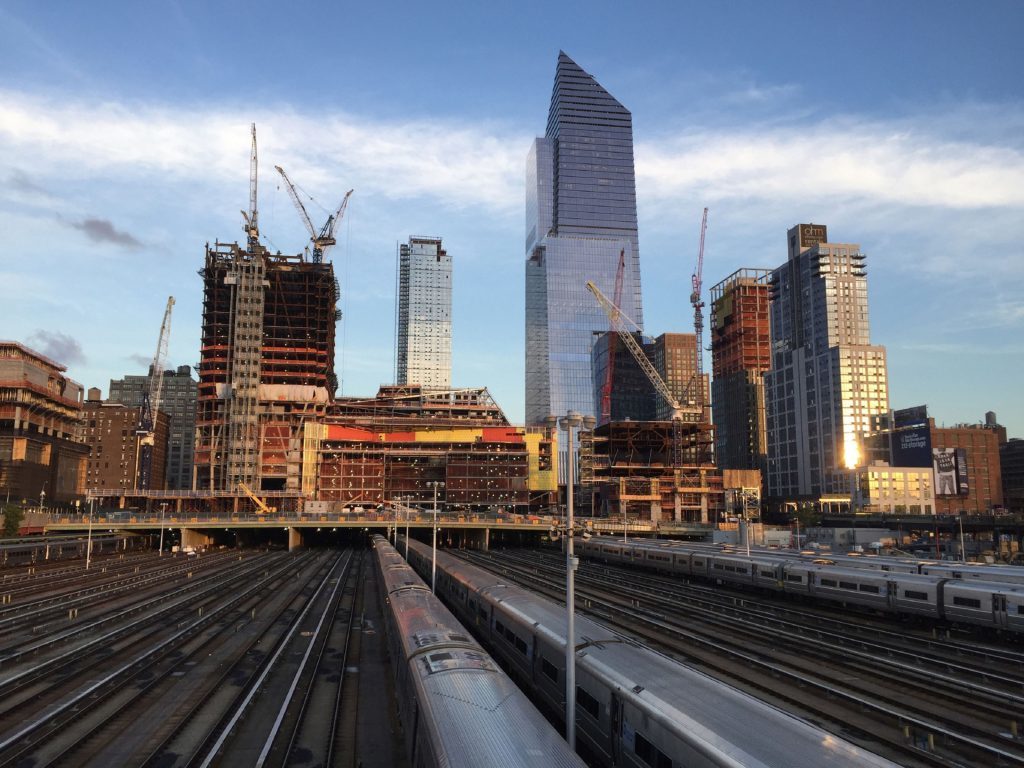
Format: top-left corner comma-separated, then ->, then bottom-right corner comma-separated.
0,341 -> 88,506
525,51 -> 643,425
765,224 -> 890,504
109,365 -> 197,490
1002,438 -> 1024,513
395,236 -> 452,389
710,269 -> 771,472
80,388 -> 170,492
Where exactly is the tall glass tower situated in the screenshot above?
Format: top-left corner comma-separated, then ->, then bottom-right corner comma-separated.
395,236 -> 452,389
525,52 -> 643,425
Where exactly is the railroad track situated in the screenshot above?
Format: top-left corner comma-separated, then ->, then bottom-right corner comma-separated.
462,548 -> 1024,768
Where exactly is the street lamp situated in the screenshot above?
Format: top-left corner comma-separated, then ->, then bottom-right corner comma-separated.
553,410 -> 595,751
405,497 -> 411,559
158,503 -> 167,557
427,481 -> 445,593
86,496 -> 94,569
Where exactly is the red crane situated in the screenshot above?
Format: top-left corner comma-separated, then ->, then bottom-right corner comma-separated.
600,247 -> 627,423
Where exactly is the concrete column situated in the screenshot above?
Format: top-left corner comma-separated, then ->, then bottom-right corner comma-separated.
484,527 -> 490,552
182,528 -> 213,550
288,527 -> 304,551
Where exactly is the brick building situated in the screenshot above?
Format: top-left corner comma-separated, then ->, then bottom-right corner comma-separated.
80,389 -> 170,492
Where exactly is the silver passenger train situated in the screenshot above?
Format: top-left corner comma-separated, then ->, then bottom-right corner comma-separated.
372,535 -> 585,768
400,535 -> 899,768
577,536 -> 1024,633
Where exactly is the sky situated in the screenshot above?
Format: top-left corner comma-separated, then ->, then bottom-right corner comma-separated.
2,1 -> 1022,436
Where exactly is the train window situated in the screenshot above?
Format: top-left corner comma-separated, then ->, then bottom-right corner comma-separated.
713,563 -> 724,571
760,569 -> 775,578
859,585 -> 880,594
839,581 -> 857,590
1018,606 -> 1024,615
576,686 -> 600,719
542,657 -> 558,682
786,575 -> 803,583
953,597 -> 982,609
495,619 -> 506,635
820,578 -> 837,587
514,636 -> 528,655
904,590 -> 928,600
634,731 -> 672,768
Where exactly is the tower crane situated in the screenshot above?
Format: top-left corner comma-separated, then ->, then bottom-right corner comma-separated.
274,164 -> 354,264
690,207 -> 708,408
240,124 -> 259,249
599,247 -> 627,423
136,296 -> 175,490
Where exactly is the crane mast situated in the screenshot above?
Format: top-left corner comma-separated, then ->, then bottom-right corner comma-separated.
600,247 -> 627,423
241,124 -> 259,249
689,208 -> 708,407
137,296 -> 175,490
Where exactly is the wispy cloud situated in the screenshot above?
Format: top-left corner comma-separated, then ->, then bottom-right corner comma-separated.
8,168 -> 47,195
27,330 -> 85,366
68,217 -> 143,248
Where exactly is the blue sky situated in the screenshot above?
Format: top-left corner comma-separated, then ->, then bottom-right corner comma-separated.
2,1 -> 1023,436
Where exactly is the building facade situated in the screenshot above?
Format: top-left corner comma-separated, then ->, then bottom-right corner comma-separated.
80,389 -> 170,492
525,51 -> 644,425
930,421 -> 1003,514
765,224 -> 890,504
1002,438 -> 1024,513
0,341 -> 88,506
109,365 -> 197,490
710,269 -> 771,472
395,236 -> 452,389
854,463 -> 934,515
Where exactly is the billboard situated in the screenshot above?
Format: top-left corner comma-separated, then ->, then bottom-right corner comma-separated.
933,448 -> 961,496
893,405 -> 929,428
955,448 -> 969,496
892,426 -> 932,467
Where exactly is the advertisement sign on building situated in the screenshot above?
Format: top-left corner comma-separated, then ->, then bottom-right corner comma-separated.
893,426 -> 932,467
955,448 -> 969,496
933,448 -> 959,496
893,405 -> 929,428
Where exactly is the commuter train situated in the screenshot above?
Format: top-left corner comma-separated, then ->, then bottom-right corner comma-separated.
372,535 -> 585,768
577,537 -> 1024,634
0,534 -> 141,566
399,535 -> 899,768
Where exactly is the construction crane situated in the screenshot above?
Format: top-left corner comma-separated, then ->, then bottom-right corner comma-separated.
690,207 -> 708,404
599,247 -> 627,423
136,296 -> 174,490
274,164 -> 354,264
240,124 -> 259,249
238,481 -> 276,515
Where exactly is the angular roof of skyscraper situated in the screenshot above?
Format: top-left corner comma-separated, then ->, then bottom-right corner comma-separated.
546,51 -> 631,139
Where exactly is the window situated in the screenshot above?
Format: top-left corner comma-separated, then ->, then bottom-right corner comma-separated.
953,596 -> 981,609
839,581 -> 857,590
787,575 -> 803,583
634,731 -> 672,768
541,657 -> 558,682
576,686 -> 600,719
859,584 -> 880,594
820,578 -> 837,587
904,590 -> 928,601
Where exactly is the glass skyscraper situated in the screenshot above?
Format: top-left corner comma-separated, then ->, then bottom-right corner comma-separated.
395,236 -> 452,389
525,52 -> 644,425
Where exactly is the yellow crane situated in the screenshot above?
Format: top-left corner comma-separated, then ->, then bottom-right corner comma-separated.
238,481 -> 276,515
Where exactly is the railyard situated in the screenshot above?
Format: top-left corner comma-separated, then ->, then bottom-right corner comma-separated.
0,533 -> 1022,767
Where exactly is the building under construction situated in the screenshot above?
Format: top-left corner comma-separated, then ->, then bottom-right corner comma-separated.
582,419 -> 722,522
303,386 -> 557,512
193,243 -> 338,492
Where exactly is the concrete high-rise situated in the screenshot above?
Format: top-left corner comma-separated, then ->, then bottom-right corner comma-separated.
765,225 -> 889,503
395,236 -> 452,389
525,52 -> 643,425
109,365 -> 197,491
710,269 -> 771,472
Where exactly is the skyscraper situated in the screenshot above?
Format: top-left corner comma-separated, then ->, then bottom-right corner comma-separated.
395,236 -> 452,389
109,365 -> 197,490
710,269 -> 771,472
525,52 -> 643,425
765,225 -> 889,503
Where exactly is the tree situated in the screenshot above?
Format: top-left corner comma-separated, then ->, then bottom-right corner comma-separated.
2,504 -> 24,537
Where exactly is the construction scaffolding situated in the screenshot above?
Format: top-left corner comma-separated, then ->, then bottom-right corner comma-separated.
583,419 -> 722,523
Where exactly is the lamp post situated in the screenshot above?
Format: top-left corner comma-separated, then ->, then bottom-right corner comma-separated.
158,502 -> 167,558
86,497 -> 94,569
39,488 -> 46,516
958,512 -> 967,562
405,497 -> 411,559
428,481 -> 445,592
555,410 -> 595,751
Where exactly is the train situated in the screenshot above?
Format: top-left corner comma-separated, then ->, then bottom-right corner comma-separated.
372,535 -> 585,768
0,534 -> 144,566
577,536 -> 1024,633
399,535 -> 899,768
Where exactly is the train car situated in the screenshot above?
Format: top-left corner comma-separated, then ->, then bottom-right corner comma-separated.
941,579 -> 1024,630
802,565 -> 892,612
888,573 -> 945,619
404,537 -> 900,768
372,535 -> 584,768
922,563 -> 1024,585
